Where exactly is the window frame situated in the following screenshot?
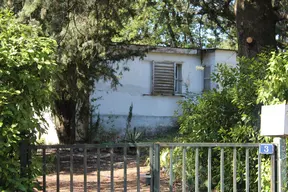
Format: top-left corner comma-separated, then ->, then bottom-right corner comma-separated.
174,63 -> 183,94
152,61 -> 183,95
203,65 -> 211,91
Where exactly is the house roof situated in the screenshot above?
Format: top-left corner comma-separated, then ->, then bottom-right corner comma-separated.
127,44 -> 237,55
202,48 -> 238,53
150,47 -> 198,55
123,44 -> 237,56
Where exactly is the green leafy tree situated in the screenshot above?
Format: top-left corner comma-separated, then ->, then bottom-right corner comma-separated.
0,9 -> 57,191
2,0 -> 147,143
257,50 -> 288,105
121,0 -> 288,57
179,54 -> 271,144
171,50 -> 288,190
116,0 -> 235,49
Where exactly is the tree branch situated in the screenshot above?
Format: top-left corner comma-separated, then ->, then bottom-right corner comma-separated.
276,11 -> 288,21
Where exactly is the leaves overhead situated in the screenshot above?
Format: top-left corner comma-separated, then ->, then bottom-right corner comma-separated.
116,0 -> 236,48
119,0 -> 288,51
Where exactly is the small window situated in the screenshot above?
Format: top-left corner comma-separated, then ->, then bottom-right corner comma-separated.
204,66 -> 211,91
152,62 -> 182,95
175,64 -> 182,94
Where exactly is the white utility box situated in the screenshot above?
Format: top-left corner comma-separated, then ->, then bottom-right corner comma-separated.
260,104 -> 288,136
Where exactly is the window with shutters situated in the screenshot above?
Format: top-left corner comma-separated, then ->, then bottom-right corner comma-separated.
204,66 -> 211,91
152,62 -> 182,95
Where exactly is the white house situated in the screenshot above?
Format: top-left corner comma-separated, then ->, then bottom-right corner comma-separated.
91,47 -> 237,135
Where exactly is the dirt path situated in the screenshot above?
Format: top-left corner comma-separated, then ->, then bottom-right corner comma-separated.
36,148 -> 171,191
41,166 -> 170,192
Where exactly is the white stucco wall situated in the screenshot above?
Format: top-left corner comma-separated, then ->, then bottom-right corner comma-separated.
91,49 -> 237,134
215,50 -> 237,67
38,48 -> 237,142
91,51 -> 202,133
38,111 -> 59,144
213,50 -> 237,89
202,49 -> 237,89
202,51 -> 215,68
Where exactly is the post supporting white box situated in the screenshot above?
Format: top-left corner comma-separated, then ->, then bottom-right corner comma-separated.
260,104 -> 288,136
273,137 -> 287,192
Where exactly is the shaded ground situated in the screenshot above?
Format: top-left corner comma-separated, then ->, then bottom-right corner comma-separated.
35,148 -> 171,191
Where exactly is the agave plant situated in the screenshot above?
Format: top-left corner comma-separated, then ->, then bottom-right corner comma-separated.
125,127 -> 143,143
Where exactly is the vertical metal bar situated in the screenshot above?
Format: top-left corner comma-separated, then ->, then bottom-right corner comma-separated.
149,146 -> 154,192
274,138 -> 287,192
258,152 -> 261,192
136,147 -> 140,192
56,148 -> 60,192
233,148 -> 237,192
208,148 -> 212,192
174,62 -> 177,92
42,148 -> 46,192
195,148 -> 199,192
97,148 -> 101,192
182,147 -> 187,192
154,144 -> 160,192
169,147 -> 174,192
152,61 -> 155,94
271,153 -> 276,192
84,146 -> 87,192
246,148 -> 250,192
110,147 -> 114,192
123,146 -> 127,192
19,140 -> 28,178
70,148 -> 73,192
27,145 -> 32,179
220,148 -> 224,192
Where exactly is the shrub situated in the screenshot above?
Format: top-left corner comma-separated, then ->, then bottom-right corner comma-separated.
0,9 -> 57,191
167,53 -> 280,191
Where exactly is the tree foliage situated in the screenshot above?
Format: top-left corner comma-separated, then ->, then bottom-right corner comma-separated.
0,9 -> 57,191
1,0 -> 147,143
121,0 -> 288,55
171,50 -> 288,190
178,53 -> 274,144
117,0 -> 236,49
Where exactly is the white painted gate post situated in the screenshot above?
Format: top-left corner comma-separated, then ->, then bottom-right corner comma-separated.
273,137 -> 287,192
261,104 -> 288,192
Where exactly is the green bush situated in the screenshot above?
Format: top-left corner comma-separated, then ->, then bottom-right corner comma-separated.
0,9 -> 57,191
165,52 -> 288,191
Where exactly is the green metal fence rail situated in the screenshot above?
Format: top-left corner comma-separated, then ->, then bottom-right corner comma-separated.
20,142 -> 277,192
157,143 -> 276,192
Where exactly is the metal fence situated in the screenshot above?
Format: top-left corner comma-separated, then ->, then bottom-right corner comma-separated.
157,143 -> 276,192
20,142 -> 276,192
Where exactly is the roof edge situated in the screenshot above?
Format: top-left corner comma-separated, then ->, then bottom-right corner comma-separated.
123,44 -> 237,55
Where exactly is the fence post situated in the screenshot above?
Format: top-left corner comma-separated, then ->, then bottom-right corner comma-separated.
153,143 -> 160,192
19,139 -> 29,178
273,137 -> 287,192
149,145 -> 154,192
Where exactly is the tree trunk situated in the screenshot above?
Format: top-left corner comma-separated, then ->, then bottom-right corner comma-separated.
54,99 -> 76,144
235,0 -> 277,58
77,93 -> 90,142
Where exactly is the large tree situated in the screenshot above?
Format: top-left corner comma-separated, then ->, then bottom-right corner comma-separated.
116,0 -> 237,49
235,0 -> 277,57
2,0 -> 147,143
123,0 -> 287,57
